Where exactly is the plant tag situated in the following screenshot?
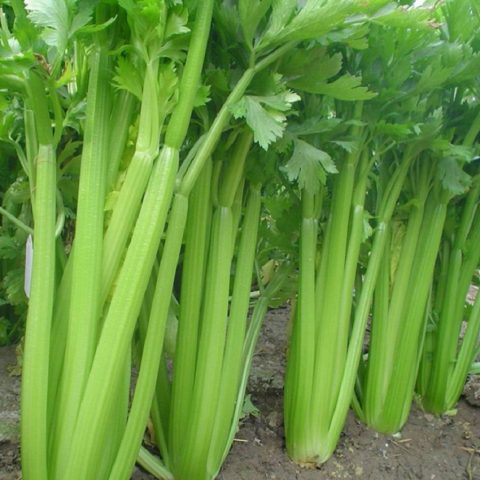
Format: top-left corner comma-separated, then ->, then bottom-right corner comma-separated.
24,234 -> 33,298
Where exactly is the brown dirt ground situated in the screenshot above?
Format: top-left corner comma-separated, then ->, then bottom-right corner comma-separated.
220,308 -> 480,480
1,308 -> 479,480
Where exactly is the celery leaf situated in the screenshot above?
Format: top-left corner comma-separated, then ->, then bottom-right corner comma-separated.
25,0 -> 70,54
25,0 -> 94,59
239,0 -> 271,46
281,47 -> 343,89
231,92 -> 300,150
113,57 -> 144,100
437,158 -> 471,196
304,74 -> 377,101
283,138 -> 337,194
261,0 -> 387,48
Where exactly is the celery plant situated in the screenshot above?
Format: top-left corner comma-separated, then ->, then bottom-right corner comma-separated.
415,0 -> 480,415
282,8 -> 441,462
284,122 -> 416,463
356,2 -> 480,432
359,159 -> 451,433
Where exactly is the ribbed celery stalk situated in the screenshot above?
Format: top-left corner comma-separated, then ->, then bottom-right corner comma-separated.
106,91 -> 136,189
100,60 -> 160,304
284,190 -> 317,464
49,20 -> 155,429
162,47 -> 294,478
175,205 -> 234,479
47,249 -> 73,436
284,110 -> 371,464
169,158 -> 213,467
97,353 -> 131,479
135,263 -> 172,464
21,71 -> 57,480
364,165 -> 430,429
326,150 -> 417,449
137,262 -> 171,462
379,192 -> 448,432
51,48 -> 112,479
208,181 -> 261,476
108,193 -> 188,480
48,62 -> 156,428
172,133 -> 253,479
360,153 -> 450,433
63,146 -> 178,480
311,147 -> 358,442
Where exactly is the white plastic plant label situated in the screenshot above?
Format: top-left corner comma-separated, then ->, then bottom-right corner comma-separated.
24,234 -> 33,298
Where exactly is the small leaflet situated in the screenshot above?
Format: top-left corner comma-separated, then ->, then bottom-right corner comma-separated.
24,234 -> 33,299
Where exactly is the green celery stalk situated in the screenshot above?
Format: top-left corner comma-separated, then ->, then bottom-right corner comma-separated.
100,60 -> 160,304
175,206 -> 235,479
51,48 -> 112,478
364,164 -> 430,428
21,71 -> 57,480
416,240 -> 451,397
97,353 -> 131,478
310,148 -> 413,463
309,108 -> 366,447
137,447 -> 174,480
423,180 -> 480,412
106,91 -> 136,189
284,190 -> 317,464
169,158 -> 213,466
109,193 -> 188,480
324,151 -> 416,455
137,261 -> 171,463
312,150 -> 356,434
48,61 -> 157,428
173,133 -> 254,479
380,193 -> 448,432
63,146 -> 178,480
208,181 -> 261,476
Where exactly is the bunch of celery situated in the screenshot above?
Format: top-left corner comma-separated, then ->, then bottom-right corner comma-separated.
356,0 -> 480,433
416,0 -> 480,416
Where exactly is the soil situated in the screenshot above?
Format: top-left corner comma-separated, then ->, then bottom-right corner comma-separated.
1,308 -> 479,480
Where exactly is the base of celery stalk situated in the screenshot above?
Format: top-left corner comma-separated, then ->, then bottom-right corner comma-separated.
421,397 -> 451,416
365,415 -> 406,436
364,401 -> 412,436
286,441 -> 335,468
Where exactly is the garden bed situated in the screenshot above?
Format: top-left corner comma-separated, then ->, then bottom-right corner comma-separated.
1,308 -> 479,480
